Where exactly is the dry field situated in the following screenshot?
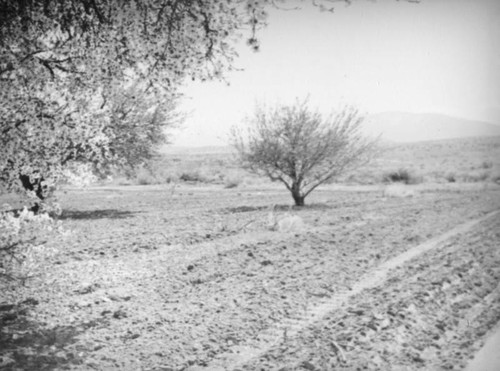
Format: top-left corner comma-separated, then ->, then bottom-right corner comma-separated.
1,181 -> 500,370
125,136 -> 500,187
1,136 -> 500,371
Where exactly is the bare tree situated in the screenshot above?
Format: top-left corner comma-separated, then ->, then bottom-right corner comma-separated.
231,99 -> 377,206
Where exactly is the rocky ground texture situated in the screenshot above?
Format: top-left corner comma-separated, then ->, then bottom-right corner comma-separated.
1,183 -> 499,370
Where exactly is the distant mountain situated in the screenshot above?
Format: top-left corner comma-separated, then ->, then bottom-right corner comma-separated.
160,112 -> 500,154
362,112 -> 500,143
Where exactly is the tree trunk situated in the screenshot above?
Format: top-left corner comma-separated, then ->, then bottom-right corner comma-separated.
292,191 -> 305,206
291,180 -> 305,206
19,174 -> 45,213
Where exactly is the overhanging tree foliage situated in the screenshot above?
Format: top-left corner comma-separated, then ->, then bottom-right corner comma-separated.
0,0 -> 269,210
231,100 -> 377,206
102,84 -> 183,175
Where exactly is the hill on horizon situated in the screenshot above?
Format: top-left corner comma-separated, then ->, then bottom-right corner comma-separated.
362,112 -> 500,143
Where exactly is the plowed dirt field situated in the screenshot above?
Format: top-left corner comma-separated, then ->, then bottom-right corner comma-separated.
1,183 -> 500,370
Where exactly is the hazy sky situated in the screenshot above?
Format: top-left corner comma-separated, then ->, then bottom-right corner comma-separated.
173,0 -> 500,147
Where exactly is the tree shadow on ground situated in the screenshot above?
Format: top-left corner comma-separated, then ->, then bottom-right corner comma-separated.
223,203 -> 333,214
59,209 -> 139,220
294,203 -> 334,210
223,205 -> 269,213
0,300 -> 105,370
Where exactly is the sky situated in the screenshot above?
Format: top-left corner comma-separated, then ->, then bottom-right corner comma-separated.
172,0 -> 500,147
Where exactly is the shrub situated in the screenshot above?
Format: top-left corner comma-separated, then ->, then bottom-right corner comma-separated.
462,171 -> 490,183
445,173 -> 456,183
267,209 -> 305,232
1,208 -> 59,284
150,167 -> 180,184
224,177 -> 241,189
491,173 -> 500,184
383,168 -> 422,185
135,168 -> 158,185
133,164 -> 180,185
179,170 -> 207,182
161,172 -> 180,184
481,161 -> 493,169
383,168 -> 410,183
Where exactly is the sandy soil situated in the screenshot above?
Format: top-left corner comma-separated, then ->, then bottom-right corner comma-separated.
1,183 -> 500,370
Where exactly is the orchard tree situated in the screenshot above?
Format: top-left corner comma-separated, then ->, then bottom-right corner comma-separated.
101,84 -> 184,176
0,82 -> 182,211
231,100 -> 377,206
0,0 -> 266,210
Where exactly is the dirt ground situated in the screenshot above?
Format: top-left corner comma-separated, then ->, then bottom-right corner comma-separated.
1,182 -> 500,370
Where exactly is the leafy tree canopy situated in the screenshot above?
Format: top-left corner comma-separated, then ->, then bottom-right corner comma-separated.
0,0 -> 269,207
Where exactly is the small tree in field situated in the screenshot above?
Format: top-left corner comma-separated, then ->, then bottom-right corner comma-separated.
231,100 -> 377,206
